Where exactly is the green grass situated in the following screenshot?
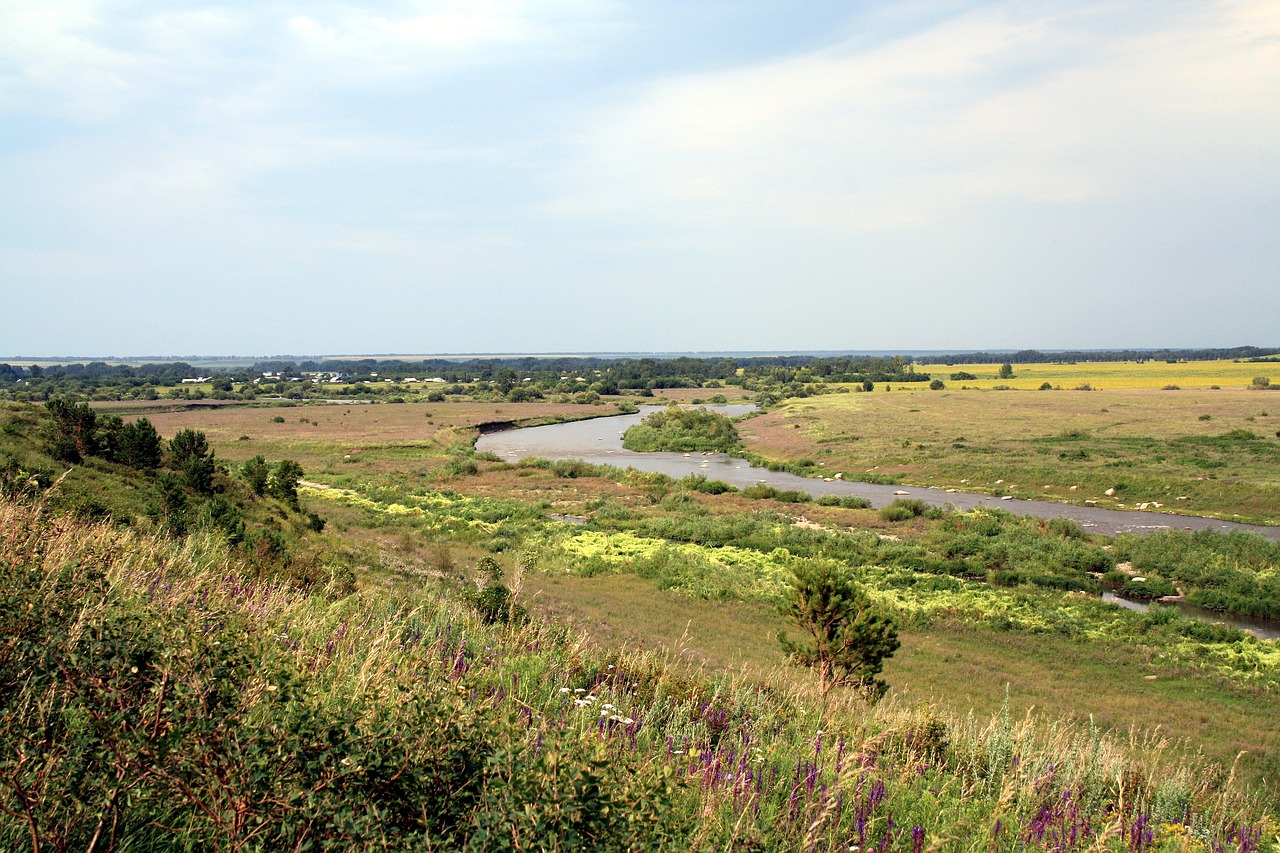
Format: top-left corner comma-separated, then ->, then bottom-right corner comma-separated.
37,393 -> 1280,841
3,496 -> 1276,850
740,386 -> 1280,524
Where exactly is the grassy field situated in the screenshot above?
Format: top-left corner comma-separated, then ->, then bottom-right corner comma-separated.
917,359 -> 1278,390
134,399 -> 621,472
741,383 -> 1280,524
98,383 -> 1280,811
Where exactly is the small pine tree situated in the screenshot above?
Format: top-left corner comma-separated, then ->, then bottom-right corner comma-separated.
269,460 -> 304,508
241,455 -> 270,496
168,429 -> 210,468
778,560 -> 900,702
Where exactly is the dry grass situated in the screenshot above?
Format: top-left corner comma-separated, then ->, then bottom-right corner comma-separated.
741,386 -> 1280,523
127,400 -> 614,471
918,359 -> 1278,390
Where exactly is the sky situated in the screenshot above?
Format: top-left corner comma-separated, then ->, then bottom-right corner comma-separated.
1,0 -> 1277,358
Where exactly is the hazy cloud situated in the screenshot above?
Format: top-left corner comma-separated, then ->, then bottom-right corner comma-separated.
1,0 -> 1276,355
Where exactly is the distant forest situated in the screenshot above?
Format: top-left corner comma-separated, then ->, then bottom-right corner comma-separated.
1,346 -> 1277,403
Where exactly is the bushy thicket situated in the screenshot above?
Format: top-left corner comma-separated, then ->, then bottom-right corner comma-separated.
1112,529 -> 1280,618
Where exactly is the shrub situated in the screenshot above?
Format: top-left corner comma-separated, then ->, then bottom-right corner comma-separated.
677,474 -> 736,494
469,556 -> 527,625
550,459 -> 602,479
880,494 -> 931,522
741,484 -> 780,501
1047,516 -> 1087,540
1120,576 -> 1178,600
816,494 -> 873,509
929,379 -> 945,390
879,498 -> 929,522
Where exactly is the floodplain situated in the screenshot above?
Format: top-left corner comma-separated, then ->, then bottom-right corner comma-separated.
127,360 -> 1280,809
9,355 -> 1279,848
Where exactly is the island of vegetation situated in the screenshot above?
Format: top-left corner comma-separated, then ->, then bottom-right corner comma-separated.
621,404 -> 742,453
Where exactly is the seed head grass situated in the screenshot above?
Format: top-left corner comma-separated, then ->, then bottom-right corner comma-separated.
2,495 -> 1275,850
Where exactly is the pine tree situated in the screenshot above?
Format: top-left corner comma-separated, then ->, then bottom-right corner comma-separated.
778,560 -> 900,702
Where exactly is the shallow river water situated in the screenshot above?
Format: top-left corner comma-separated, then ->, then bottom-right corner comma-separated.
478,405 -> 1280,640
478,405 -> 1280,541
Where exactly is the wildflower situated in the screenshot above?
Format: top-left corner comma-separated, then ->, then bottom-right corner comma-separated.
574,687 -> 586,693
559,687 -> 571,694
130,666 -> 138,674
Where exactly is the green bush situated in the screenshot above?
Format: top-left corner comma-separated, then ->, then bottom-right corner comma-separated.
879,498 -> 929,522
816,494 -> 871,509
1120,576 -> 1178,600
621,405 -> 741,453
676,473 -> 737,494
1047,516 -> 1087,540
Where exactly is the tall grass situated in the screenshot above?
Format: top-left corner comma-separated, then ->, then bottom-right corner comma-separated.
1,496 -> 1275,851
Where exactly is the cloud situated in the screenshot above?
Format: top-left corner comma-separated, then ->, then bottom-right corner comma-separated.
550,0 -> 1280,232
0,1 -> 619,122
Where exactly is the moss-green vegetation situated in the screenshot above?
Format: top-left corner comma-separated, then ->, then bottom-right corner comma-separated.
621,405 -> 741,453
1112,529 -> 1280,618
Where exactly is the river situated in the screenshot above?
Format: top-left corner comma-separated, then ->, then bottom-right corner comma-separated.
478,405 -> 1280,541
477,404 -> 1280,640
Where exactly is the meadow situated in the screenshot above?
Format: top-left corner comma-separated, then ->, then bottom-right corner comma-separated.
3,494 -> 1275,851
915,360 -> 1276,391
118,387 -> 1280,801
8,357 -> 1280,848
739,378 -> 1280,525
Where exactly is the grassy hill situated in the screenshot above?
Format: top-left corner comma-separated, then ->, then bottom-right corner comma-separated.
2,494 -> 1275,851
